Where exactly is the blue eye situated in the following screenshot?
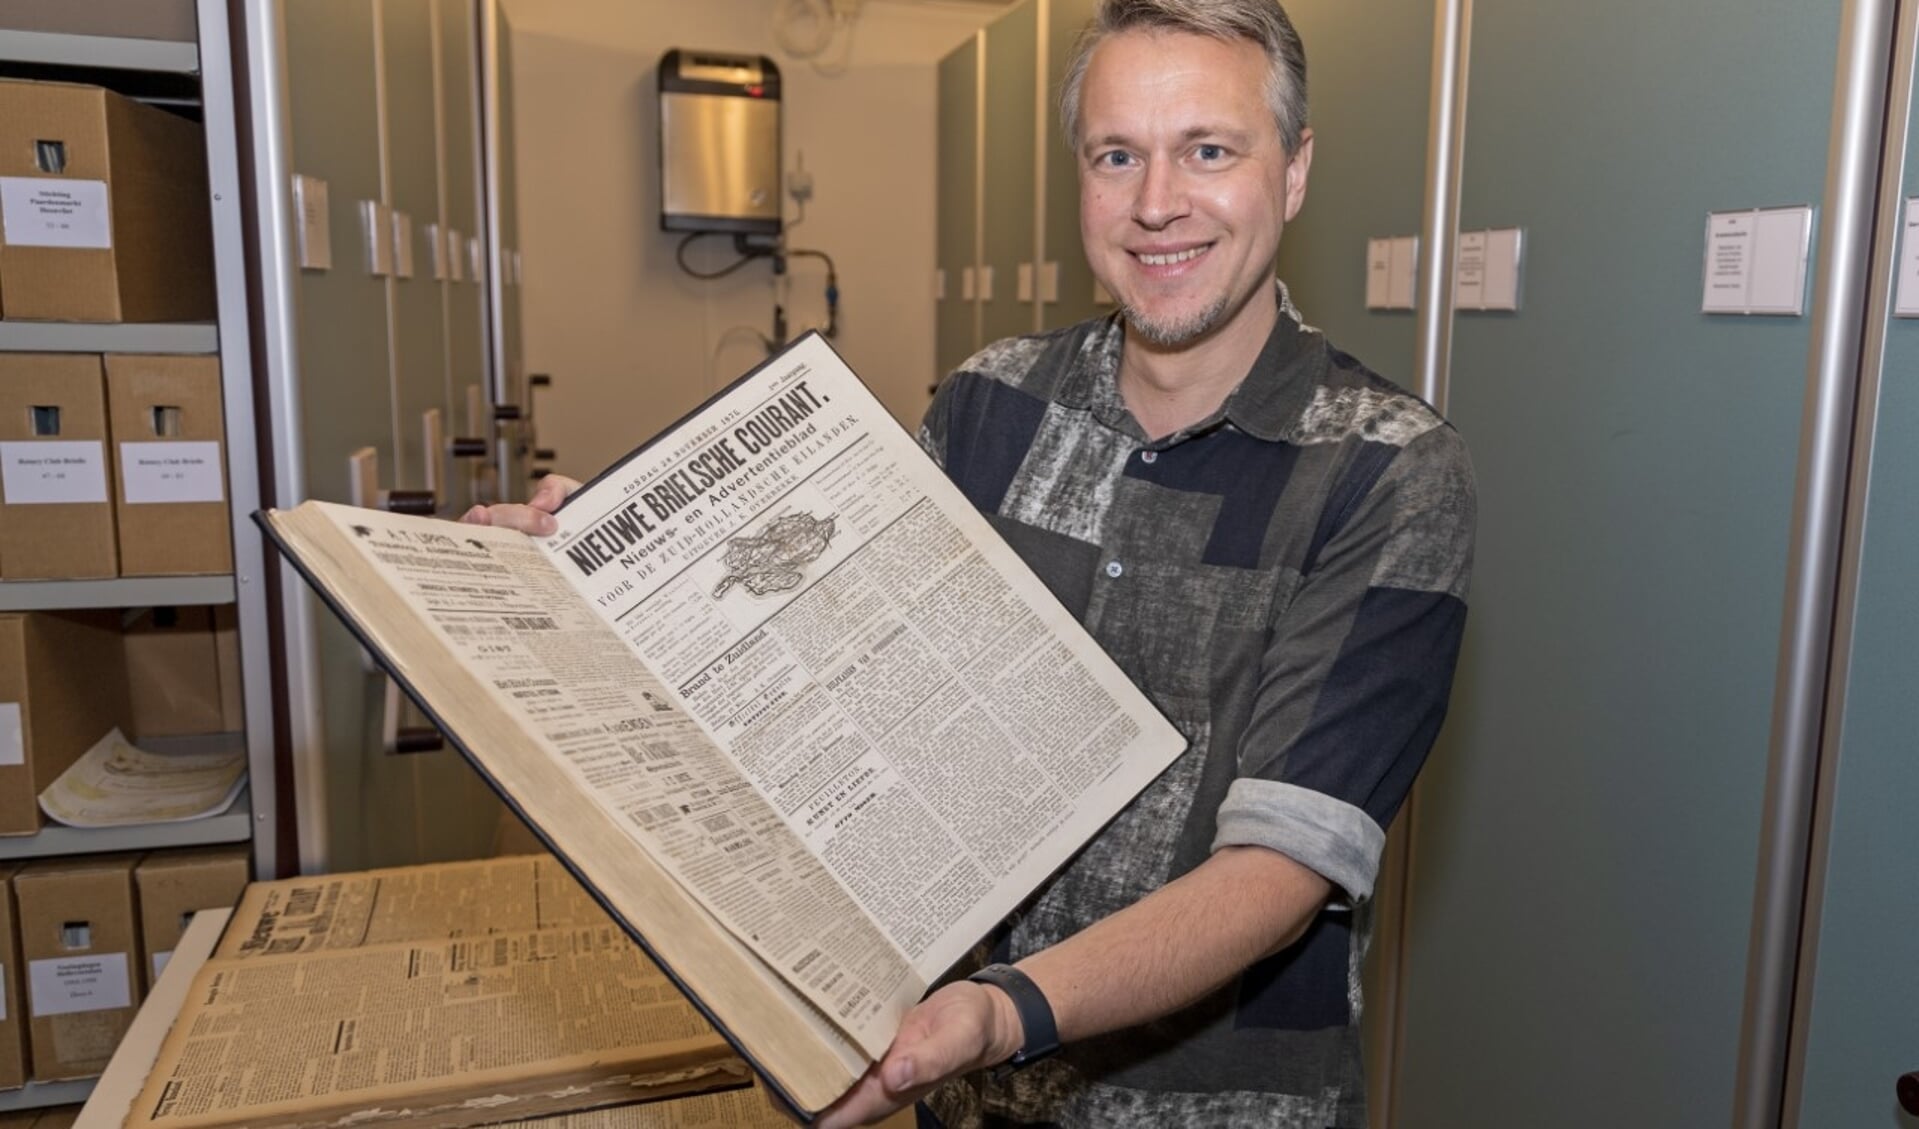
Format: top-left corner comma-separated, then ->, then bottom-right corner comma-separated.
1095,150 -> 1134,169
1196,144 -> 1226,161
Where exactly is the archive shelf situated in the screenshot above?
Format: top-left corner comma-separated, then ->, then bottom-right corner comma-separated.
0,576 -> 235,612
0,322 -> 219,356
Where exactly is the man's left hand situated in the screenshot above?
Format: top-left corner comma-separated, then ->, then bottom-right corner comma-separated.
814,978 -> 1023,1128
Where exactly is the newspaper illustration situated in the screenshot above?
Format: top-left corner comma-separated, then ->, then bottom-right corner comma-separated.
711,511 -> 836,599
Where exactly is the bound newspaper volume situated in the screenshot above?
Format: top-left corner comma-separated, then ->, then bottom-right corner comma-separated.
258,332 -> 1186,1116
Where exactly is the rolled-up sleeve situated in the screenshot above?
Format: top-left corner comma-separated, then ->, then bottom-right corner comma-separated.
1212,424 -> 1476,904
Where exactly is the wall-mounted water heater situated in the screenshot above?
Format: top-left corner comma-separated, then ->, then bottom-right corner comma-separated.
658,49 -> 782,235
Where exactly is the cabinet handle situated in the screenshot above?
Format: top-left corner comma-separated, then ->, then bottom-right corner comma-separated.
493,404 -> 523,421
392,727 -> 445,754
448,437 -> 488,458
384,490 -> 437,516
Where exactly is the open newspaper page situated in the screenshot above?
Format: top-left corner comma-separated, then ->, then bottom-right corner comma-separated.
130,925 -> 746,1129
543,333 -> 1186,981
288,502 -> 906,1062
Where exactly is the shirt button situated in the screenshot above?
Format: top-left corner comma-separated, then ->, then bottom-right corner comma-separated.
1139,450 -> 1157,464
1105,560 -> 1123,578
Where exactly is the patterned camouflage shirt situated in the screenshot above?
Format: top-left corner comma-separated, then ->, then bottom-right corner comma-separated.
919,287 -> 1475,1128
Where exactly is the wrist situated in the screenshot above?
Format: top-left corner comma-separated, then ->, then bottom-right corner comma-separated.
966,963 -> 1061,1069
976,978 -> 1027,1064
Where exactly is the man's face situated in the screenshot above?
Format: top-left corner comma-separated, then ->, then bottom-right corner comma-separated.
1077,29 -> 1310,349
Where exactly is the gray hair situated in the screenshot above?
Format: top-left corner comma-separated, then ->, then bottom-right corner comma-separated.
1059,0 -> 1308,155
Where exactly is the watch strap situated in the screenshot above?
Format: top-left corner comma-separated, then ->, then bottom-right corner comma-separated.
966,963 -> 1061,1067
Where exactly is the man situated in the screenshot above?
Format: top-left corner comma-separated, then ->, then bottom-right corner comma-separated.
473,1 -> 1472,1124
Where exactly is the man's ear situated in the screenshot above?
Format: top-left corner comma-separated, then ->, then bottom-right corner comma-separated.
1284,128 -> 1314,221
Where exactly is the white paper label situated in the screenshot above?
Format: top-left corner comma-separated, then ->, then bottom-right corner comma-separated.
1480,228 -> 1524,312
1703,207 -> 1810,316
1897,198 -> 1919,318
0,177 -> 112,249
28,952 -> 131,1017
362,200 -> 393,277
1388,236 -> 1419,310
293,173 -> 332,271
1365,238 -> 1392,309
1,440 -> 108,504
0,702 -> 21,767
0,963 -> 6,1019
1455,231 -> 1488,309
119,441 -> 225,504
152,950 -> 172,980
425,221 -> 446,280
392,210 -> 415,279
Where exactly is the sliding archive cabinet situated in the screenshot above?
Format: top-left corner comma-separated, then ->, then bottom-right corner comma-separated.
941,0 -> 1919,1125
0,0 -> 280,1114
239,0 -> 534,874
933,0 -> 1101,385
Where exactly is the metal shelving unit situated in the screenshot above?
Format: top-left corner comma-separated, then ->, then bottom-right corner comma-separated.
0,2 -> 281,1113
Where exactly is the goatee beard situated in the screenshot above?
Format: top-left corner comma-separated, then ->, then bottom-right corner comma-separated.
1122,295 -> 1229,347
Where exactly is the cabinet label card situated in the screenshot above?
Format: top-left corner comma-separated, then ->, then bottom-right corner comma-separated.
120,441 -> 226,505
28,953 -> 132,1017
1365,238 -> 1392,308
392,210 -> 415,279
293,173 -> 332,271
1703,206 -> 1811,315
0,701 -> 20,767
0,177 -> 112,249
1895,197 -> 1919,317
0,440 -> 109,504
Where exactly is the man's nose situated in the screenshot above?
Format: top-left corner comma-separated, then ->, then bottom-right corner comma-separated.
1132,161 -> 1188,228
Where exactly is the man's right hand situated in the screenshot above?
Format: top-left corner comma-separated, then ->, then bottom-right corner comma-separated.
460,473 -> 580,536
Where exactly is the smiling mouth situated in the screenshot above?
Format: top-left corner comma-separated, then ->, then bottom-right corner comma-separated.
1134,244 -> 1211,267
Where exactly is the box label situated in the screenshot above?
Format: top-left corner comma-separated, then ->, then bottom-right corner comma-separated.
27,952 -> 132,1017
120,441 -> 225,504
0,701 -> 19,767
152,950 -> 172,980
0,440 -> 108,504
0,177 -> 112,249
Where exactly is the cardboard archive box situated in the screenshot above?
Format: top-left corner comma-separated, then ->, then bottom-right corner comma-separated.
132,847 -> 249,986
0,79 -> 213,323
212,605 -> 241,732
13,854 -> 142,1082
123,607 -> 227,739
105,354 -> 231,576
0,354 -> 117,579
0,610 -> 130,836
0,865 -> 24,1091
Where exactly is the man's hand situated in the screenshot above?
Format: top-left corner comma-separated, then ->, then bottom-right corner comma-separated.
814,979 -> 1024,1129
460,473 -> 580,536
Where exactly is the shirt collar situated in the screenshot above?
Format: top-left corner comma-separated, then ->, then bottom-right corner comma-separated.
1056,280 -> 1325,445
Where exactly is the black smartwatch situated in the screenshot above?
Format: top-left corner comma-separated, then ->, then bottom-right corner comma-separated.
966,963 -> 1061,1068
